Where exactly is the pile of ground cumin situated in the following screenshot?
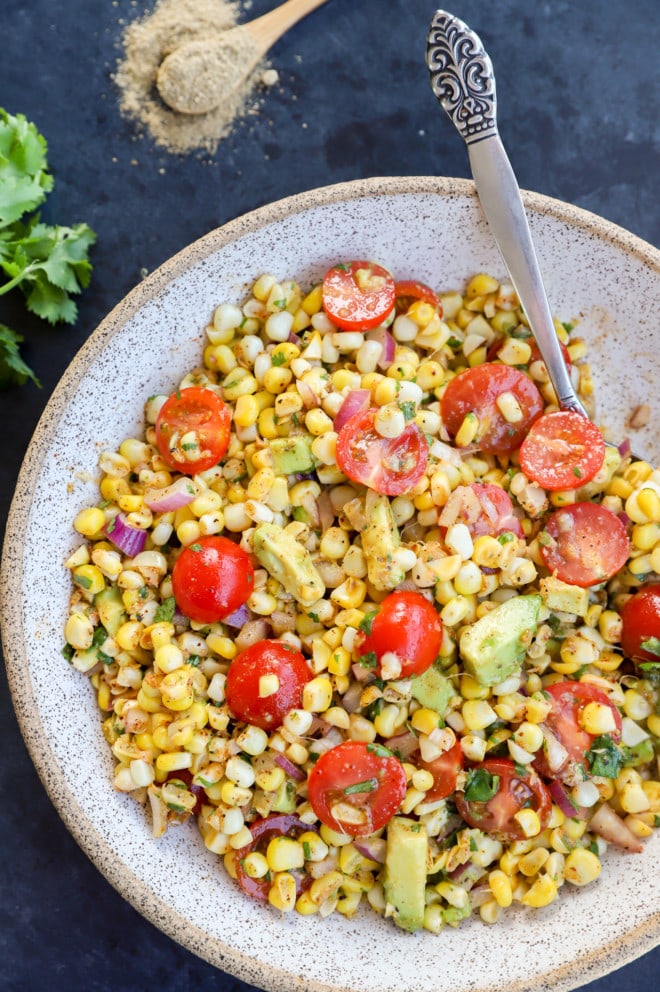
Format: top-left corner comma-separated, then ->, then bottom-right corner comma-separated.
114,0 -> 273,155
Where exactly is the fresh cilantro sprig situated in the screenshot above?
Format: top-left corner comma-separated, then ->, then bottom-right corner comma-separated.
0,108 -> 96,387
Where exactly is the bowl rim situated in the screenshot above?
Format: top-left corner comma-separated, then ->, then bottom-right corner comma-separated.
2,175 -> 659,992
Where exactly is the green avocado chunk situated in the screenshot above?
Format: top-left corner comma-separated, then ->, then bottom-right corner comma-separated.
410,664 -> 453,716
459,593 -> 541,686
95,585 -> 127,637
269,435 -> 317,476
383,816 -> 428,932
252,522 -> 325,606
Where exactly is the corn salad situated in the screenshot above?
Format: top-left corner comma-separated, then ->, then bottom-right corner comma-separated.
64,265 -> 660,932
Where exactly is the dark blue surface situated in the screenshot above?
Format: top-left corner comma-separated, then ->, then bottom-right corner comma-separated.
0,2 -> 658,990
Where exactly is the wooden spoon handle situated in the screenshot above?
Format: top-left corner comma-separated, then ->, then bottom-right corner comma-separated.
245,0 -> 329,57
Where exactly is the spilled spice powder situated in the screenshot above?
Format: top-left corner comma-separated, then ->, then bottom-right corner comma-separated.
114,0 -> 268,155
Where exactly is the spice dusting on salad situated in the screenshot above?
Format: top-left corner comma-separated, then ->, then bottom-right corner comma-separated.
64,263 -> 660,932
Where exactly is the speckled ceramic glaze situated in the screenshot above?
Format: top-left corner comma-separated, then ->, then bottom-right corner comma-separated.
2,178 -> 658,992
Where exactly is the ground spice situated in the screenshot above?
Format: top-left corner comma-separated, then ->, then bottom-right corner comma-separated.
114,0 -> 269,155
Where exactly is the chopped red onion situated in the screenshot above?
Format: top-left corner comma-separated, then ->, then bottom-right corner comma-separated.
340,681 -> 364,714
222,603 -> 251,629
143,477 -> 200,512
353,838 -> 386,864
274,753 -> 306,782
618,437 -> 632,458
548,780 -> 588,820
103,512 -> 147,556
234,619 -> 270,652
588,802 -> 643,852
383,730 -> 420,759
334,389 -> 371,431
317,489 -> 335,532
366,326 -> 396,368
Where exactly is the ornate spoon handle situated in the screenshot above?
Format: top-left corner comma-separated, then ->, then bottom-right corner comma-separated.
427,10 -> 588,417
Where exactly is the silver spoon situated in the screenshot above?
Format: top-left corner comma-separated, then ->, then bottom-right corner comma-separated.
426,10 -> 589,419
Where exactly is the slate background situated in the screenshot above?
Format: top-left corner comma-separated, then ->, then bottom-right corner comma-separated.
0,1 -> 658,990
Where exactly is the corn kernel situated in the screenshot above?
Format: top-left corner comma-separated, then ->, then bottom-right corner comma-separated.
564,848 -> 601,886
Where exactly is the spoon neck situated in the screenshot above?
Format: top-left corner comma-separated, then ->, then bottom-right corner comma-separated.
246,0 -> 328,56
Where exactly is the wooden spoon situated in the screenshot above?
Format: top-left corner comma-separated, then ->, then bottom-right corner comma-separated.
157,0 -> 329,115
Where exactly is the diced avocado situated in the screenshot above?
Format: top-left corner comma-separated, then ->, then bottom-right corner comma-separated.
269,435 -> 317,476
271,779 -> 297,812
539,575 -> 589,618
383,816 -> 428,933
360,490 -> 404,591
459,594 -> 541,686
253,522 -> 325,606
410,664 -> 453,716
95,585 -> 127,637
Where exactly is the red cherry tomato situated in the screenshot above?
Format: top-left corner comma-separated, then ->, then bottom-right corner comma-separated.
528,339 -> 572,370
356,590 -> 442,678
540,502 -> 631,587
155,386 -> 231,474
307,741 -> 407,836
335,407 -> 428,496
455,758 -> 552,841
322,261 -> 396,332
172,535 -> 254,623
439,483 -> 524,539
519,410 -> 605,491
620,585 -> 660,666
394,279 -> 441,314
440,363 -> 544,454
233,814 -> 310,901
419,737 -> 464,802
225,640 -> 311,730
533,680 -> 622,781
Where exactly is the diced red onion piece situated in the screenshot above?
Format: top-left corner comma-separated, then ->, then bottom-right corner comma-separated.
340,681 -> 364,714
274,753 -> 306,782
333,389 -> 371,431
542,726 -> 569,773
223,603 -> 251,629
383,730 -> 420,758
618,438 -> 631,458
588,802 -> 643,853
353,838 -> 386,863
234,619 -> 270,652
548,780 -> 588,819
143,477 -> 200,512
317,489 -> 335,532
103,512 -> 147,556
351,662 -> 374,683
366,326 -> 396,369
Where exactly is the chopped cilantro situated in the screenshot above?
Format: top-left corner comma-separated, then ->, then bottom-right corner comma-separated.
367,743 -> 394,758
640,637 -> 660,659
153,596 -> 176,623
463,767 -> 500,803
359,609 -> 378,636
399,400 -> 416,421
586,735 -> 626,778
271,352 -> 287,367
573,466 -> 582,478
189,543 -> 203,552
344,777 -> 378,795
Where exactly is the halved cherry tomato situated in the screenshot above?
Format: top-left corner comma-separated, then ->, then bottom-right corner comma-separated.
519,410 -> 605,491
225,640 -> 311,730
172,535 -> 254,623
419,737 -> 463,802
620,584 -> 660,666
533,681 -> 622,781
322,261 -> 396,332
155,386 -> 231,474
528,339 -> 572,370
540,502 -> 631,587
455,758 -> 551,841
335,407 -> 428,496
356,590 -> 442,678
440,363 -> 544,454
439,483 -> 524,539
394,279 -> 441,314
307,741 -> 407,836
233,814 -> 310,901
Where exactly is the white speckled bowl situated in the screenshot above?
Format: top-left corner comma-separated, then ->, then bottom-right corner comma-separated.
2,177 -> 659,992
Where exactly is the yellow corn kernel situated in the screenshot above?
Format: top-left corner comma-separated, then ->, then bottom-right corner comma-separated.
73,506 -> 106,537
607,476 -> 634,500
266,836 -> 305,873
328,646 -> 351,677
330,578 -> 367,610
154,642 -> 184,674
160,667 -> 194,711
257,406 -> 279,439
462,699 -> 498,731
479,899 -> 501,924
155,750 -> 192,774
622,689 -> 653,721
302,676 -> 333,713
520,873 -> 558,907
73,564 -> 106,596
410,708 -> 441,735
517,848 -> 549,877
471,535 -> 503,569
513,809 -> 541,838
564,848 -> 601,886
496,339 -> 532,367
488,870 -> 513,908
64,613 -> 94,651
301,284 -> 323,315
455,412 -> 479,447
619,782 -> 651,814
511,721 -> 544,753
641,781 -> 660,813
268,872 -> 297,912
579,701 -> 618,735
309,870 -> 344,906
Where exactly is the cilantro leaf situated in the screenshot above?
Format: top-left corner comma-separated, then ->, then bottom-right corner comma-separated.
154,596 -> 176,623
586,735 -> 626,778
463,767 -> 500,802
0,323 -> 40,388
640,637 -> 660,659
0,109 -> 53,225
